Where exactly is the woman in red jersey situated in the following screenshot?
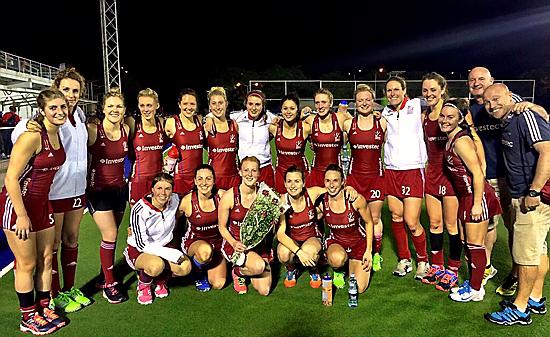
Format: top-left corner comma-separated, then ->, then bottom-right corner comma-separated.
127,88 -> 167,205
87,87 -> 130,304
1,90 -> 69,335
205,87 -> 240,190
439,98 -> 501,303
269,93 -> 311,194
180,164 -> 227,292
277,165 -> 357,288
218,156 -> 273,296
343,84 -> 386,273
164,88 -> 205,195
303,88 -> 347,188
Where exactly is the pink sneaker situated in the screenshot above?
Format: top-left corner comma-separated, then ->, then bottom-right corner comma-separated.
232,268 -> 247,294
154,281 -> 169,298
137,282 -> 153,305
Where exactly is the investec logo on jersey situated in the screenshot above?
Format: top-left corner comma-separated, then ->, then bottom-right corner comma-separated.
474,124 -> 501,132
41,165 -> 62,172
99,157 -> 125,165
277,149 -> 300,156
211,147 -> 236,153
428,136 -> 447,142
136,145 -> 163,152
352,144 -> 380,150
501,139 -> 514,148
180,144 -> 203,151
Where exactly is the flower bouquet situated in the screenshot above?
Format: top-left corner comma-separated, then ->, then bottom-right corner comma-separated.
231,182 -> 290,266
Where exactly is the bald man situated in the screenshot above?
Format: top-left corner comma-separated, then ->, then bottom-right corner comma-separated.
483,83 -> 550,326
468,67 -> 522,293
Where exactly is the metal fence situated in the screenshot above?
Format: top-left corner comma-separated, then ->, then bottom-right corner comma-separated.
0,50 -> 60,80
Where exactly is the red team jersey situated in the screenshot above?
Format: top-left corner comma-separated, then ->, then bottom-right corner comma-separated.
285,191 -> 321,242
181,192 -> 222,253
207,120 -> 239,186
346,116 -> 386,201
323,194 -> 366,260
88,123 -> 128,191
1,130 -> 66,232
129,118 -> 166,203
423,116 -> 455,197
445,130 -> 501,223
306,114 -> 343,188
221,187 -> 273,261
171,115 -> 204,176
274,120 -> 309,193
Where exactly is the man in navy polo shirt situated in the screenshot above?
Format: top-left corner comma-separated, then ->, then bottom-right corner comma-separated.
483,83 -> 550,326
468,66 -> 523,293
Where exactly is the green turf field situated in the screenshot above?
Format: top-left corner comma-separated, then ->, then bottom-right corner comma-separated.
1,144 -> 549,336
1,207 -> 549,337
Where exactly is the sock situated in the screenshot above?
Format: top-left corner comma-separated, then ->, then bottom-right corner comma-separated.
17,291 -> 35,320
411,229 -> 428,263
530,297 -> 541,302
100,240 -> 117,285
61,244 -> 78,291
156,268 -> 171,284
429,232 -> 444,267
448,233 -> 462,273
391,221 -> 411,260
467,243 -> 487,291
139,270 -> 153,285
192,256 -> 207,270
286,263 -> 296,272
374,234 -> 382,254
233,267 -> 244,278
51,249 -> 61,297
35,290 -> 50,314
485,264 -> 492,270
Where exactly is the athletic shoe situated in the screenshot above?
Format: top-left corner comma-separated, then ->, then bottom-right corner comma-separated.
333,271 -> 346,289
284,268 -> 298,288
103,283 -> 128,304
41,308 -> 67,328
450,279 -> 467,294
154,280 -> 170,298
194,276 -> 211,292
435,270 -> 459,292
422,265 -> 445,285
496,274 -> 518,297
137,282 -> 153,305
482,265 -> 498,286
53,292 -> 81,313
20,313 -> 58,335
372,253 -> 383,272
528,297 -> 547,315
67,288 -> 92,307
485,304 -> 532,326
392,259 -> 412,277
309,272 -> 322,289
231,269 -> 247,294
414,261 -> 430,280
449,281 -> 485,302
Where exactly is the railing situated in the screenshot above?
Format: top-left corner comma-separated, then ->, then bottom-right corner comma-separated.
0,50 -> 60,80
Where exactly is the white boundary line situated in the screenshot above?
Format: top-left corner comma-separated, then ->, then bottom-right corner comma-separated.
0,261 -> 14,278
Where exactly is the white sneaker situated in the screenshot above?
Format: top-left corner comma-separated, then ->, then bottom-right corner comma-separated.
414,261 -> 430,280
393,259 -> 413,277
449,281 -> 485,302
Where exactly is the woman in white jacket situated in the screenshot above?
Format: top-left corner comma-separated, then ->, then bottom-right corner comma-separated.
125,173 -> 191,305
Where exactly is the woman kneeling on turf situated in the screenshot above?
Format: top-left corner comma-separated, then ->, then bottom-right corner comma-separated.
125,173 -> 192,305
277,165 -> 358,288
180,164 -> 227,292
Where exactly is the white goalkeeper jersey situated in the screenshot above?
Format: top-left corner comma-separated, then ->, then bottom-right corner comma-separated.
127,193 -> 180,252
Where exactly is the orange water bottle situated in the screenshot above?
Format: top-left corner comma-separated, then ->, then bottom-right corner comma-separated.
163,145 -> 179,174
322,273 -> 333,306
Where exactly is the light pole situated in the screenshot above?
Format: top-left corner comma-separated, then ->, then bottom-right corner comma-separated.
374,67 -> 384,98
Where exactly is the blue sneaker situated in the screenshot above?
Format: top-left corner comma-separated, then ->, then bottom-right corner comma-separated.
449,281 -> 485,302
194,276 -> 211,292
528,297 -> 547,315
485,304 -> 532,326
284,268 -> 298,288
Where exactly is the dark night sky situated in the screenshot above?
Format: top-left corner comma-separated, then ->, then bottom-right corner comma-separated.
3,0 -> 550,109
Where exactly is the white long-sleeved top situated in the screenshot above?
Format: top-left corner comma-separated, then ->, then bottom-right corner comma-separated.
381,98 -> 427,170
127,193 -> 182,263
12,107 -> 88,200
229,110 -> 275,168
